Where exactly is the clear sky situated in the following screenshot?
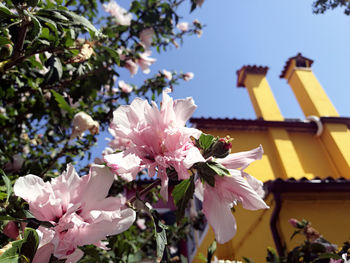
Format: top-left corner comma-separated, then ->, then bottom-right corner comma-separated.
121,0 -> 350,120
90,0 -> 350,163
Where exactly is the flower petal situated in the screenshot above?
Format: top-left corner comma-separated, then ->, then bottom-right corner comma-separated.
104,152 -> 141,181
218,173 -> 269,211
203,184 -> 237,244
173,97 -> 197,126
183,147 -> 205,169
217,145 -> 263,170
33,243 -> 54,263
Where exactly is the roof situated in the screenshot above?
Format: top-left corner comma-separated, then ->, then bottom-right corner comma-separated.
236,65 -> 269,87
265,177 -> 350,194
280,53 -> 314,79
190,117 -> 350,132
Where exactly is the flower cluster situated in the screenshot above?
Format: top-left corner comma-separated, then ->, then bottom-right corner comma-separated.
104,89 -> 268,243
11,90 -> 268,262
14,164 -> 135,262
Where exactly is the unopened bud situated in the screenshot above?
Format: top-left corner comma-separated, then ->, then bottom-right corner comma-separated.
211,136 -> 233,158
70,112 -> 99,139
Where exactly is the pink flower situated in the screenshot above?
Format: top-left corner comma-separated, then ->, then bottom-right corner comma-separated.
183,72 -> 194,81
176,22 -> 189,32
195,146 -> 269,244
137,51 -> 156,74
103,1 -> 132,26
139,28 -> 155,50
14,164 -> 136,263
118,80 -> 133,93
288,218 -> 299,228
3,221 -> 19,240
104,89 -> 203,199
162,69 -> 172,80
124,59 -> 139,77
330,258 -> 342,263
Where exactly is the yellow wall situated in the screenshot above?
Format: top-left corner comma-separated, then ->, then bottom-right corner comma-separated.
191,55 -> 350,262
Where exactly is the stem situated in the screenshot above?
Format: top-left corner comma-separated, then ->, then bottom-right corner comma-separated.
39,141 -> 69,177
127,179 -> 161,205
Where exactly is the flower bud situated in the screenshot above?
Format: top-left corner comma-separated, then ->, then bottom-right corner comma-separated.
70,112 -> 99,139
3,221 -> 19,239
211,136 -> 232,158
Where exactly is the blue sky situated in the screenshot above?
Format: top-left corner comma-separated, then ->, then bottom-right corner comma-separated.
121,0 -> 350,120
90,0 -> 350,162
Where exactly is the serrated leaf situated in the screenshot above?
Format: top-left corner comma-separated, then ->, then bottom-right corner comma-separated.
198,133 -> 214,150
151,210 -> 168,262
25,12 -> 42,42
172,179 -> 191,205
20,228 -> 40,261
55,9 -> 101,37
51,90 -> 73,114
206,162 -> 230,177
194,162 -> 218,187
44,56 -> 62,84
101,46 -> 120,65
172,176 -> 195,223
1,170 -> 12,204
37,16 -> 58,37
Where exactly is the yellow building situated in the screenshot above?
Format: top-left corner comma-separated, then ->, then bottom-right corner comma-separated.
189,53 -> 350,262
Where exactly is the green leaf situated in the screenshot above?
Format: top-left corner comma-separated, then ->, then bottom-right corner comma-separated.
0,37 -> 12,46
318,253 -> 341,259
266,247 -> 279,263
172,176 -> 195,222
37,16 -> 58,37
44,56 -> 62,84
0,215 -> 18,221
25,12 -> 42,42
206,162 -> 230,177
1,170 -> 12,204
151,210 -> 168,262
101,46 -> 120,65
51,90 -> 73,114
196,253 -> 207,262
198,133 -> 214,150
20,228 -> 40,261
194,162 -> 215,187
207,240 -> 216,263
172,178 -> 191,205
55,9 -> 101,37
0,2 -> 14,18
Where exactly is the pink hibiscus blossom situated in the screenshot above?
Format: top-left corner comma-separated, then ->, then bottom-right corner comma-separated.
104,88 -> 203,199
137,51 -> 156,74
139,28 -> 155,50
195,145 -> 269,244
103,1 -> 132,26
13,164 -> 136,263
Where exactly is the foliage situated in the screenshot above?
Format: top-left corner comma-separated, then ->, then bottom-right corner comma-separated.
313,0 -> 350,15
243,219 -> 349,263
